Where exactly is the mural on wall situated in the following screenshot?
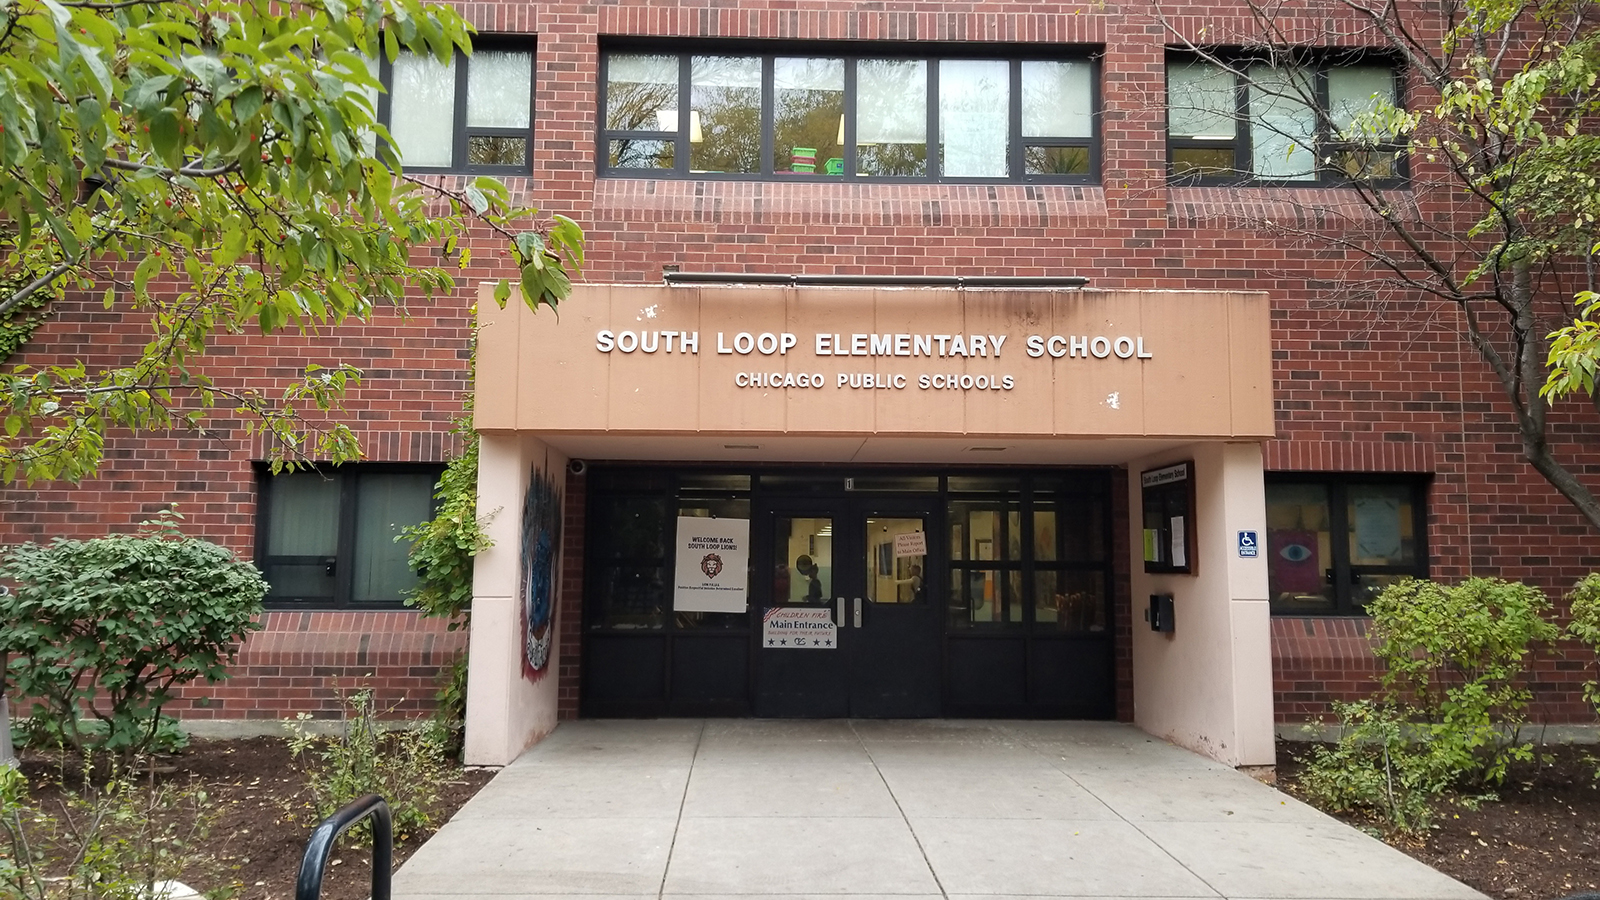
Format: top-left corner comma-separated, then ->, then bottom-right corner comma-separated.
520,465 -> 562,680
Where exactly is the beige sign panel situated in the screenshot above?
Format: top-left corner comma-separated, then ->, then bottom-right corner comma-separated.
476,284 -> 1272,441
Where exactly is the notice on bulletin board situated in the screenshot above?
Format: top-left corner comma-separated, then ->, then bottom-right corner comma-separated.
1169,517 -> 1186,568
673,517 -> 749,613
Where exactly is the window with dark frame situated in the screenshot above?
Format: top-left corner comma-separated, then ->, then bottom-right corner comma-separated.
1166,54 -> 1405,185
257,465 -> 443,608
599,46 -> 1100,182
1265,474 -> 1429,616
378,42 -> 534,174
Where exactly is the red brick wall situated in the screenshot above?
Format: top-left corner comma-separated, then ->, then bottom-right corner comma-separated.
167,611 -> 465,719
2,0 -> 1598,723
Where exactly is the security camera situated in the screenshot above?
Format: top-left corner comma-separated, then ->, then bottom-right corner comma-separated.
568,459 -> 588,476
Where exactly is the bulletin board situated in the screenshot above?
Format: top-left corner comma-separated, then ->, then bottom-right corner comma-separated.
1141,461 -> 1196,575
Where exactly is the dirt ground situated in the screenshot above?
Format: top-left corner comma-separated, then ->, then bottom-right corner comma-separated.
13,736 -> 493,900
13,734 -> 1600,900
1276,739 -> 1600,900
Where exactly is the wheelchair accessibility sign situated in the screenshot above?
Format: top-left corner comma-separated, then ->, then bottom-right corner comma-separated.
1237,531 -> 1259,558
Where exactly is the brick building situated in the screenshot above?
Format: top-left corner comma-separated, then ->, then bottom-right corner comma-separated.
3,0 -> 1597,766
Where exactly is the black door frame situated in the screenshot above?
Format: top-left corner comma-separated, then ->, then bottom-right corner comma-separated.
753,492 -> 944,717
578,466 -> 1118,720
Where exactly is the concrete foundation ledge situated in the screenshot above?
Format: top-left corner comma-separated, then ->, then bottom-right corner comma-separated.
1279,722 -> 1600,744
178,718 -> 426,739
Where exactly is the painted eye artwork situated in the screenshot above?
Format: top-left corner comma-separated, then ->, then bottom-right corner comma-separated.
1279,543 -> 1313,563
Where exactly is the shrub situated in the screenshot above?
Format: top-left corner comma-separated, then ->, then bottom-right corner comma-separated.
1367,576 -> 1557,785
0,762 -> 235,900
1564,573 -> 1600,755
287,689 -> 454,839
0,512 -> 266,760
1296,700 -> 1440,834
1298,576 -> 1556,833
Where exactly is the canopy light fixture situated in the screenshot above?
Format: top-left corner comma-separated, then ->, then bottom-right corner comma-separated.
723,443 -> 762,450
964,446 -> 1009,452
664,273 -> 1089,288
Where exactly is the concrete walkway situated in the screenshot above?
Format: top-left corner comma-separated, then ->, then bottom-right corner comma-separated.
394,720 -> 1484,900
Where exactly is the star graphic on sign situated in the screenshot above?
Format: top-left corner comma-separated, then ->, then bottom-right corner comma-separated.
779,638 -> 788,645
823,638 -> 833,647
766,638 -> 776,646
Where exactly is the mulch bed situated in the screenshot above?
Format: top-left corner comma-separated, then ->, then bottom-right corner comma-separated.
1276,739 -> 1600,900
15,734 -> 1600,900
13,736 -> 494,900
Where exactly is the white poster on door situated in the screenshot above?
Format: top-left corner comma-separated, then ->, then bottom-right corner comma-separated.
893,531 -> 927,558
762,607 -> 838,649
673,516 -> 750,613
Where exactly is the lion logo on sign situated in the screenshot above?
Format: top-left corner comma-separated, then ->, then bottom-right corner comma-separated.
701,553 -> 724,578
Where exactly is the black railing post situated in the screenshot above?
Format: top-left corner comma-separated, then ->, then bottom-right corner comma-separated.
295,794 -> 393,900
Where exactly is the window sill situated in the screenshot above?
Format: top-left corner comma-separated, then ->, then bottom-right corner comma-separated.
1167,184 -> 1418,229
593,177 -> 1107,226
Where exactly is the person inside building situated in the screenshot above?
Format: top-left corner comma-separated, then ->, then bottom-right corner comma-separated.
795,554 -> 822,603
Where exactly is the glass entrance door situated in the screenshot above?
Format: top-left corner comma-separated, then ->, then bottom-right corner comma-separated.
754,497 -> 941,717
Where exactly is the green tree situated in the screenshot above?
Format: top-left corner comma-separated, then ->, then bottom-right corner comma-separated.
1160,0 -> 1600,531
0,0 -> 583,483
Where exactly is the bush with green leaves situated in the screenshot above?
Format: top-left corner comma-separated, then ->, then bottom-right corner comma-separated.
0,513 -> 265,759
286,689 -> 454,839
1296,700 -> 1441,834
399,409 -> 492,759
1297,576 -> 1557,833
1564,573 -> 1600,717
0,762 -> 234,900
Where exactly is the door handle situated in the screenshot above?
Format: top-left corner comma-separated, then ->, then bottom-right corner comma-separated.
836,596 -> 845,626
853,597 -> 863,628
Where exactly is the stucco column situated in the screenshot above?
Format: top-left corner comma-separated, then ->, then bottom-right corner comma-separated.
1129,442 -> 1275,767
464,432 -> 569,766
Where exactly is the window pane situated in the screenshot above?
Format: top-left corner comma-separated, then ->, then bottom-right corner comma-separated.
1348,484 -> 1416,566
264,471 -> 340,603
773,57 -> 845,175
609,138 -> 675,169
605,53 -> 677,131
1035,570 -> 1106,632
594,494 -> 667,561
1022,60 -> 1093,138
1329,66 -> 1396,133
690,55 -> 761,174
866,517 -> 927,604
948,568 -> 1022,627
939,59 -> 1009,177
856,59 -> 927,176
351,473 -> 435,604
1172,146 -> 1233,177
1061,499 -> 1106,562
267,472 -> 340,557
390,53 -> 456,167
1248,64 -> 1317,180
1024,145 -> 1090,175
1167,61 -> 1236,139
776,516 -> 832,604
466,50 -> 532,128
591,565 -> 666,629
1266,483 -> 1335,613
949,502 -> 1019,561
1034,507 -> 1058,560
468,135 -> 527,167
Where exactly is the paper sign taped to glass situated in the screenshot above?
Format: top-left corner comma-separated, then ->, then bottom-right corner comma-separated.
763,607 -> 838,649
673,516 -> 750,613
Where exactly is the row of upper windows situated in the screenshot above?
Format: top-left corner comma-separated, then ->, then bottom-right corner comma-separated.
378,44 -> 1403,185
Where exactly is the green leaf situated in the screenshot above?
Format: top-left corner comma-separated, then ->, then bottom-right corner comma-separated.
148,110 -> 182,164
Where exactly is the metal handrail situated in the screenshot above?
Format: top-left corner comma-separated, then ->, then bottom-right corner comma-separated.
295,794 -> 393,900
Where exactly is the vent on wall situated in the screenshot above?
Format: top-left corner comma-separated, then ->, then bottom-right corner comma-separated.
964,446 -> 1008,452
